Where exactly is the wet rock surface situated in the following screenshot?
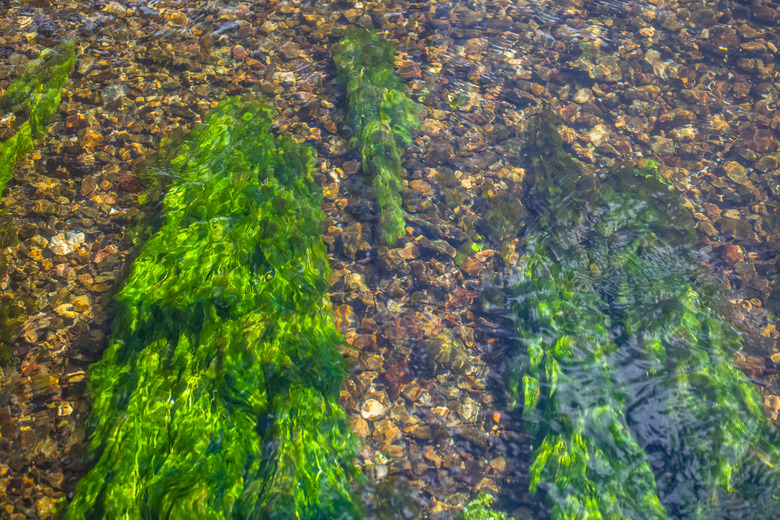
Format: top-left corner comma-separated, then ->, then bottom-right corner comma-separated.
1,0 -> 780,518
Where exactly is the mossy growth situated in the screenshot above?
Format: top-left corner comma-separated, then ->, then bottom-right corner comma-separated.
0,40 -> 76,194
65,96 -> 363,520
332,28 -> 423,245
507,112 -> 780,519
460,494 -> 514,520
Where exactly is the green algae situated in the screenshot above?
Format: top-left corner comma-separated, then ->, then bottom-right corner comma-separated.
66,96 -> 362,520
333,28 -> 423,245
0,40 -> 76,194
507,113 -> 780,519
460,494 -> 514,520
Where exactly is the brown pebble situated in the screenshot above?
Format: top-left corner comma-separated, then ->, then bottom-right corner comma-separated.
460,257 -> 483,278
232,45 -> 247,60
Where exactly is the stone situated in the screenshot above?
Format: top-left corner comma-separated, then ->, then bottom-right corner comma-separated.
374,419 -> 402,449
71,295 -> 92,312
342,222 -> 371,259
35,497 -> 60,520
334,304 -> 357,334
458,397 -> 480,423
755,154 -> 780,173
587,124 -> 608,147
573,88 -> 593,104
651,137 -> 675,157
361,399 -> 387,420
231,45 -> 247,60
54,303 -> 79,319
460,257 -> 483,278
49,231 -> 85,256
722,161 -> 754,187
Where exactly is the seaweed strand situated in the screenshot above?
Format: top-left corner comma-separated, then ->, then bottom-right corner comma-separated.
66,96 -> 362,519
508,112 -> 780,519
0,40 -> 76,194
333,28 -> 423,245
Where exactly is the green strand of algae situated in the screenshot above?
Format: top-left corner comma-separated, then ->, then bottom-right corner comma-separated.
332,28 -> 423,246
65,96 -> 363,519
0,40 -> 76,194
507,113 -> 780,519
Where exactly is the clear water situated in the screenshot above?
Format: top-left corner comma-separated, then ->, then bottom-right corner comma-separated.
1,0 -> 779,519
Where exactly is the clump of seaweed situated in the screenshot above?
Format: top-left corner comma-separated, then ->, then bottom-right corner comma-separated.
460,493 -> 514,520
0,40 -> 76,194
66,96 -> 362,519
333,28 -> 423,245
507,112 -> 780,519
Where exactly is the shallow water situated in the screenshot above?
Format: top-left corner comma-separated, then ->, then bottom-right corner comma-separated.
1,0 -> 780,519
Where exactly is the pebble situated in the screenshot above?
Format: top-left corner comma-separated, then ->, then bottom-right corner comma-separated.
361,399 -> 387,421
573,88 -> 593,104
48,231 -> 85,256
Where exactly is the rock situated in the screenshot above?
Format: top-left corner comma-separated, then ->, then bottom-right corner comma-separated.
719,216 -> 756,242
690,7 -> 718,27
460,257 -> 483,278
278,43 -> 300,60
426,330 -> 469,374
697,221 -> 718,237
425,140 -> 454,165
351,416 -> 370,437
417,237 -> 457,258
398,62 -> 422,80
722,161 -> 754,188
739,128 -> 778,153
343,8 -> 361,23
54,303 -> 79,319
361,398 -> 387,420
342,160 -> 361,175
755,154 -> 780,173
232,45 -> 247,60
573,88 -> 593,104
385,242 -> 420,269
342,222 -> 371,259
374,419 -> 402,449
489,456 -> 507,473
658,108 -> 697,129
594,55 -> 622,82
458,397 -> 480,423
334,304 -> 357,334
49,231 -> 85,256
651,137 -> 675,157
35,496 -> 60,520
71,295 -> 92,312
409,180 -> 433,197
587,124 -> 608,147
765,395 -> 780,422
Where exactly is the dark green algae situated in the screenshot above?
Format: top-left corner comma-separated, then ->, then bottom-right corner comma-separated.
66,96 -> 363,519
0,39 -> 76,195
332,28 -> 423,246
504,113 -> 780,519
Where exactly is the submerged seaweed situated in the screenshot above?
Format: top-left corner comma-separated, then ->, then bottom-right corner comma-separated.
0,40 -> 76,194
333,28 -> 423,245
66,96 -> 362,519
507,113 -> 780,519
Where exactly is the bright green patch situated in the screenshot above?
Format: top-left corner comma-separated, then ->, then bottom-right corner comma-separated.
66,96 -> 362,519
507,113 -> 780,519
333,28 -> 423,245
460,493 -> 514,520
0,40 -> 76,194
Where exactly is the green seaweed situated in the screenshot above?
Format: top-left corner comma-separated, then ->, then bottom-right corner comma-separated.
66,96 -> 362,520
460,493 -> 514,520
0,40 -> 76,194
507,113 -> 780,519
333,28 -> 423,245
